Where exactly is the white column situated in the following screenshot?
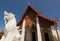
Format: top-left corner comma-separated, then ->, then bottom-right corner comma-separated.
57,29 -> 60,41
51,26 -> 59,41
21,18 -> 25,41
36,16 -> 42,41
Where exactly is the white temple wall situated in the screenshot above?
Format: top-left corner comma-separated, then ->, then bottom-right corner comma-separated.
57,29 -> 60,41
51,26 -> 59,41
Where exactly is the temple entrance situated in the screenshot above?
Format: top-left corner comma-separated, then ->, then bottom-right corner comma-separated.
32,32 -> 36,41
44,33 -> 50,41
25,23 -> 37,41
25,25 -> 32,41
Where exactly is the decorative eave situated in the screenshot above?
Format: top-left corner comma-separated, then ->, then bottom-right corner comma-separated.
17,5 -> 58,26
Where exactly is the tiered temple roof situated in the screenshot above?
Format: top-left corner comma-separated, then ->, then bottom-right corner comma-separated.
17,5 -> 58,26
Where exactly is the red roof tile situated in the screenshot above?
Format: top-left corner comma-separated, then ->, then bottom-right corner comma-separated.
17,5 -> 58,26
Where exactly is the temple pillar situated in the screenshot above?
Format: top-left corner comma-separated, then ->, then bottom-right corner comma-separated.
36,16 -> 42,41
51,26 -> 59,41
21,18 -> 25,41
57,29 -> 60,41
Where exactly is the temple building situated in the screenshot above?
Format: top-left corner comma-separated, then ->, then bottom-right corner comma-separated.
0,5 -> 60,41
17,5 -> 60,41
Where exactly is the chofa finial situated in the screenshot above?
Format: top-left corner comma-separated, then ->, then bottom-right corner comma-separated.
55,17 -> 59,24
26,0 -> 30,5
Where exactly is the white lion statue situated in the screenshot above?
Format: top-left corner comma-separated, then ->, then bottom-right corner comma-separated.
0,11 -> 24,41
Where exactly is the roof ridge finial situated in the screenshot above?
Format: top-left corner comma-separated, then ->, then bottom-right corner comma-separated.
26,0 -> 30,5
55,16 -> 59,24
28,0 -> 30,5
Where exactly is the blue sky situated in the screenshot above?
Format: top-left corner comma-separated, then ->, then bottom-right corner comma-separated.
0,0 -> 60,30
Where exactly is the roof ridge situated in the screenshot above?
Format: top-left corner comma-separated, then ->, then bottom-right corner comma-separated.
17,5 -> 57,26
